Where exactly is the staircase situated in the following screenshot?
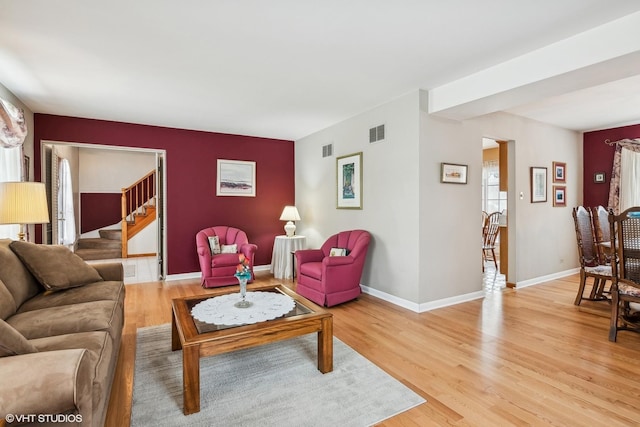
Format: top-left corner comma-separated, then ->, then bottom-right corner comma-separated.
75,170 -> 157,261
121,170 -> 156,258
76,229 -> 122,260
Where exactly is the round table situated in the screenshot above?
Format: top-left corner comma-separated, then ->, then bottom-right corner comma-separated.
270,235 -> 306,279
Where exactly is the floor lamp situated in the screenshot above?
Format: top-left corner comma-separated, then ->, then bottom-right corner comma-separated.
0,182 -> 50,241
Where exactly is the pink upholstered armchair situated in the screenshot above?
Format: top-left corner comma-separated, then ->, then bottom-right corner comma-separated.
295,230 -> 371,307
196,226 -> 258,288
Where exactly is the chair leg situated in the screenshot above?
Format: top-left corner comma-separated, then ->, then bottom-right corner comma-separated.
609,293 -> 620,342
491,248 -> 497,269
589,278 -> 600,299
574,271 -> 587,306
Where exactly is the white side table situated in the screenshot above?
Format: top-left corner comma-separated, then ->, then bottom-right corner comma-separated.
270,235 -> 306,280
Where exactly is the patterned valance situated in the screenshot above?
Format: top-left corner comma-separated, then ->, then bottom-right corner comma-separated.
607,138 -> 640,214
0,98 -> 28,148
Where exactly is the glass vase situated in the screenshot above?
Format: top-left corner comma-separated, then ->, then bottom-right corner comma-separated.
234,273 -> 252,308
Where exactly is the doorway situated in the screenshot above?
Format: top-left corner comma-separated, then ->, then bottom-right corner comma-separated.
481,137 -> 515,289
41,141 -> 167,281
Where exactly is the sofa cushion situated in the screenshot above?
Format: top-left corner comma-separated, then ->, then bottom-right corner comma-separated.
7,300 -> 120,340
0,318 -> 38,357
10,241 -> 103,291
0,239 -> 41,308
0,279 -> 17,320
18,281 -> 125,314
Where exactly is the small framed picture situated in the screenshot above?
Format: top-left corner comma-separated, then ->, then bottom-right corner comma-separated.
553,186 -> 566,207
594,172 -> 606,183
553,161 -> 566,183
530,167 -> 547,203
440,163 -> 468,184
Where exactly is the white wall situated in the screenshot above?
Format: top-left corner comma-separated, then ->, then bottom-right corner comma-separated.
463,111 -> 581,282
296,89 -> 581,308
79,148 -> 155,192
295,91 -> 421,302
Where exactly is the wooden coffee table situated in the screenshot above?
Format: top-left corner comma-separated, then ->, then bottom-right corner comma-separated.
171,284 -> 333,415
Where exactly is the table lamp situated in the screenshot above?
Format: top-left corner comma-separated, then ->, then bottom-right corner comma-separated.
279,205 -> 300,237
0,181 -> 50,241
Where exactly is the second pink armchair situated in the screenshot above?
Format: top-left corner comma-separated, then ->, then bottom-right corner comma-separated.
295,229 -> 371,307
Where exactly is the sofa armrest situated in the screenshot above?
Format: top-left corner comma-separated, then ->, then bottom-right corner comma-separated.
0,349 -> 93,426
92,262 -> 124,282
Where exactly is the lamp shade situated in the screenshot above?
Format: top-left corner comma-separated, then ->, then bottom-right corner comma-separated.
0,182 -> 50,225
279,206 -> 300,222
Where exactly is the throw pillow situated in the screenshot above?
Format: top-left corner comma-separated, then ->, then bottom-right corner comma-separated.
329,247 -> 347,256
220,244 -> 238,254
9,241 -> 104,291
0,318 -> 38,357
208,235 -> 221,255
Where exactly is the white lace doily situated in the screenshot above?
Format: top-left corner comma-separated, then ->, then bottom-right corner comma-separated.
191,291 -> 296,326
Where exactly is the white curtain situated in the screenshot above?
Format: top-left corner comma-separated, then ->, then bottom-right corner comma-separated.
57,158 -> 76,246
0,146 -> 22,238
619,147 -> 640,212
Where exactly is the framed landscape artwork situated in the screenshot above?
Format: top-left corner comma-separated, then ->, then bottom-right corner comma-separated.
440,163 -> 468,184
530,167 -> 547,203
336,152 -> 363,209
216,159 -> 256,197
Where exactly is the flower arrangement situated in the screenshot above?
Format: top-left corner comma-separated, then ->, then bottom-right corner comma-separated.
235,253 -> 251,279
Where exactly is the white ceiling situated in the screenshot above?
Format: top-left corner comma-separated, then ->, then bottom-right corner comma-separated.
1,1 -> 640,141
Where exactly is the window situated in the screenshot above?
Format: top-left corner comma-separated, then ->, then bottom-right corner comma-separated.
0,146 -> 22,238
482,160 -> 507,214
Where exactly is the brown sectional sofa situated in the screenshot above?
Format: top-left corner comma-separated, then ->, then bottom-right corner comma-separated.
0,239 -> 125,427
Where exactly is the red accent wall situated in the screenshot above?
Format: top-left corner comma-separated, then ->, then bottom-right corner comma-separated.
80,193 -> 121,233
583,123 -> 640,208
34,114 -> 295,275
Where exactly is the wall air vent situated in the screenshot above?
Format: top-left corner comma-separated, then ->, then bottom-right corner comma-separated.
369,124 -> 385,143
322,143 -> 333,158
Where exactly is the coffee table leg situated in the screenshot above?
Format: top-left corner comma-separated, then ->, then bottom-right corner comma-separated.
317,317 -> 333,373
171,311 -> 181,351
183,344 -> 200,415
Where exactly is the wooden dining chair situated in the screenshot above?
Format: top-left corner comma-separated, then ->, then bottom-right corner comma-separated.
572,206 -> 612,305
482,212 -> 501,272
608,206 -> 640,342
591,205 -> 612,265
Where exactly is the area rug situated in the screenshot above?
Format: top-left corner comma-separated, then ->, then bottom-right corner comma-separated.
131,323 -> 425,426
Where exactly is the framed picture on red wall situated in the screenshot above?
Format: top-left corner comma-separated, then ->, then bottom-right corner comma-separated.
594,172 -> 606,183
552,161 -> 566,183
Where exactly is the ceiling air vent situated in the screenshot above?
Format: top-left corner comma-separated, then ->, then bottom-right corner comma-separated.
369,124 -> 385,143
322,143 -> 333,158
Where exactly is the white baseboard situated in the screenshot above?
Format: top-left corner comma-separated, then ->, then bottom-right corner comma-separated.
360,285 -> 484,313
165,264 -> 271,282
361,268 -> 580,313
514,268 -> 579,288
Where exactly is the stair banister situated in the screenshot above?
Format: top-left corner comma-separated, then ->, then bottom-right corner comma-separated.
121,170 -> 156,258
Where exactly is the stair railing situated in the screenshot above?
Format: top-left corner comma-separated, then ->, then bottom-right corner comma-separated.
121,170 -> 156,257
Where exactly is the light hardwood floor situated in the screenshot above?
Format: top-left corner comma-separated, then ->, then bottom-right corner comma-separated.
105,272 -> 640,426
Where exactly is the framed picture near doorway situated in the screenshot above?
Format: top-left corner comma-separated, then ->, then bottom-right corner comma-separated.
553,186 -> 566,207
552,161 -> 566,183
530,167 -> 547,203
